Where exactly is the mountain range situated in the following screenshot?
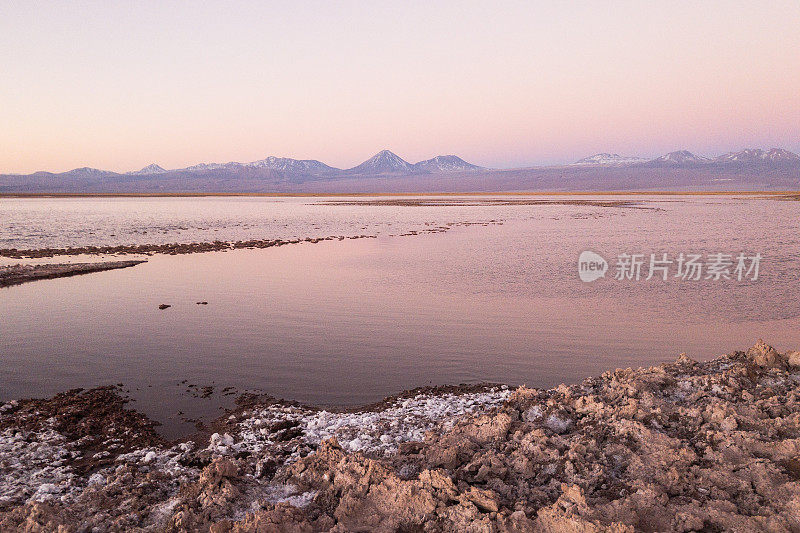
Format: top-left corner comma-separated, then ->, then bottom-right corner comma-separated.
572,148 -> 800,167
82,150 -> 481,179
1,148 -> 798,193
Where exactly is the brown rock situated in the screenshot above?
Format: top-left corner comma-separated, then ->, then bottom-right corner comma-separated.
208,458 -> 239,479
228,504 -> 314,533
397,441 -> 424,455
418,469 -> 458,500
745,340 -> 786,368
462,486 -> 500,513
534,485 -> 633,532
464,412 -> 514,444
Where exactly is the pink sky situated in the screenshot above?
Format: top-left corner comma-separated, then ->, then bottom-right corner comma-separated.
1,1 -> 799,173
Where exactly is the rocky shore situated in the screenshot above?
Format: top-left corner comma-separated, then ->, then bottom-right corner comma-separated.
0,220 -> 502,259
0,261 -> 146,288
2,342 -> 800,531
0,237 -> 373,260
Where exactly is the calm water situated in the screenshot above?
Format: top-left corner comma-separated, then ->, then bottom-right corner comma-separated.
1,195 -> 799,438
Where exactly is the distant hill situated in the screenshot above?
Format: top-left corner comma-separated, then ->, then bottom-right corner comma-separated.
413,155 -> 483,173
1,148 -> 798,193
649,151 -> 709,165
572,153 -> 647,166
246,157 -> 339,175
714,148 -> 800,164
127,164 -> 167,175
345,150 -> 415,175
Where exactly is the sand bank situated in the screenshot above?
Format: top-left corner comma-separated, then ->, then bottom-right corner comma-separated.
0,261 -> 146,288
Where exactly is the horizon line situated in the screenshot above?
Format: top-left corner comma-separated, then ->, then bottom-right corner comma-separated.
2,191 -> 799,199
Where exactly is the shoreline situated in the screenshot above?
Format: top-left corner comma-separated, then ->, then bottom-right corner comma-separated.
1,190 -> 799,198
0,235 -> 378,260
2,341 -> 799,530
1,193 -> 790,261
0,196 -> 654,260
0,218 -> 507,259
0,260 -> 146,288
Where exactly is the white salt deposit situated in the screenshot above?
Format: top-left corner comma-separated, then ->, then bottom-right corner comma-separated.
0,419 -> 77,506
223,387 -> 510,461
544,413 -> 572,434
1,387 -> 510,510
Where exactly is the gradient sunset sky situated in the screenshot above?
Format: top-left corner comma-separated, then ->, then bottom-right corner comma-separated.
2,1 -> 799,173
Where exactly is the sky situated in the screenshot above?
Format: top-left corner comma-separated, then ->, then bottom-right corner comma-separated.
1,1 -> 799,174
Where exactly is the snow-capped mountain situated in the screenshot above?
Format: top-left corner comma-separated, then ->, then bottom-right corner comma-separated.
347,150 -> 415,174
762,148 -> 800,162
245,156 -> 338,174
60,167 -> 112,176
347,151 -> 483,174
113,152 -> 479,178
67,152 -> 483,178
127,164 -> 167,175
572,153 -> 647,166
651,150 -> 709,165
413,155 -> 482,173
176,157 -> 339,176
714,148 -> 800,164
714,148 -> 765,163
183,162 -> 244,172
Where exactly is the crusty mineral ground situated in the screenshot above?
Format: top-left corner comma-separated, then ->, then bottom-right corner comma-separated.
0,260 -> 146,287
2,341 -> 800,531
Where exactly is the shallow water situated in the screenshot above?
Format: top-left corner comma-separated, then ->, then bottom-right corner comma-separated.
0,195 -> 510,251
1,195 -> 799,438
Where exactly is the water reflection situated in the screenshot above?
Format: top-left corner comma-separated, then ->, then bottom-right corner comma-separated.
1,196 -> 799,438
